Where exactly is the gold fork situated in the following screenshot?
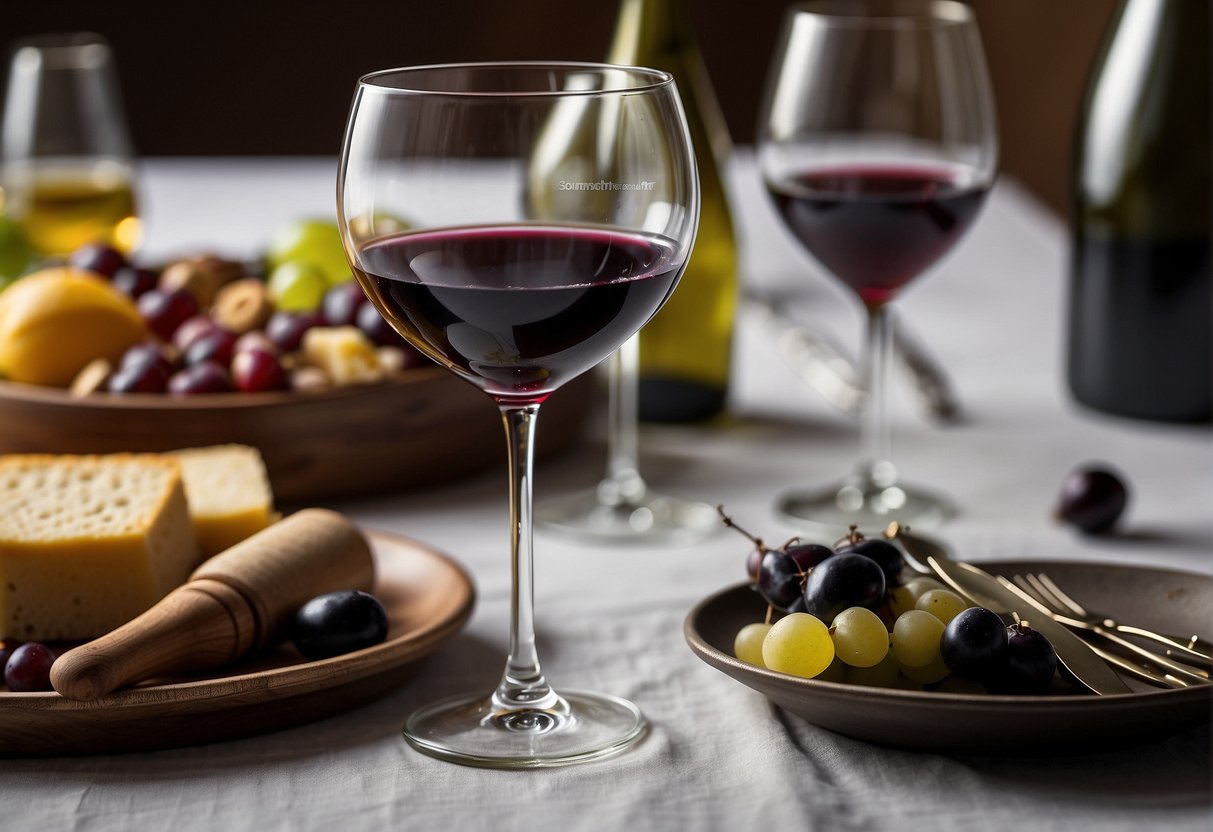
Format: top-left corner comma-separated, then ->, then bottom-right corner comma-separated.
1009,574 -> 1210,686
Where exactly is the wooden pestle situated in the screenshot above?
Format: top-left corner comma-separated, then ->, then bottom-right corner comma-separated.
51,508 -> 375,701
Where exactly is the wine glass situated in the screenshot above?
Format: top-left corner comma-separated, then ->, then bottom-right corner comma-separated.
1,32 -> 141,257
338,62 -> 699,767
533,333 -> 719,543
758,0 -> 998,533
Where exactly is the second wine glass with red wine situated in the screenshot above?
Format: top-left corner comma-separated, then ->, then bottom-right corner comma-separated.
338,62 -> 698,767
759,0 -> 998,533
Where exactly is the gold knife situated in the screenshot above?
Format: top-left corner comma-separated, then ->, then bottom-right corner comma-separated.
927,556 -> 1133,695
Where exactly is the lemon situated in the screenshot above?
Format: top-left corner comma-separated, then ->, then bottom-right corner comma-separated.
0,268 -> 147,386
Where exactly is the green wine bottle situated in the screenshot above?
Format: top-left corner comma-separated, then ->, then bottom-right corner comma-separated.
1068,0 -> 1211,422
608,0 -> 739,422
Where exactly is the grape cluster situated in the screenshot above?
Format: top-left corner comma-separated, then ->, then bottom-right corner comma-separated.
58,240 -> 427,397
722,510 -> 1057,694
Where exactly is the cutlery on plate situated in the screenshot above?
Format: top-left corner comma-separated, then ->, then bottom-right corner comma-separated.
1005,575 -> 1210,685
1012,572 -> 1212,667
744,291 -> 961,422
892,529 -> 1133,695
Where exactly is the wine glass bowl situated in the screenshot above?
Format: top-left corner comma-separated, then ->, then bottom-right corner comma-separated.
1,32 -> 141,257
338,62 -> 699,767
759,0 -> 998,533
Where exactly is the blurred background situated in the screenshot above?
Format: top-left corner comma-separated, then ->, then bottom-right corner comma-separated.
4,0 -> 1118,216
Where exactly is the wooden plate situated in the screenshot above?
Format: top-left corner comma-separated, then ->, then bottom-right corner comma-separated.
0,370 -> 591,503
685,560 -> 1213,754
0,529 -> 475,757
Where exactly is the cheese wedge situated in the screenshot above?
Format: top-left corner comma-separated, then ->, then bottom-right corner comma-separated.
169,444 -> 274,557
0,454 -> 200,641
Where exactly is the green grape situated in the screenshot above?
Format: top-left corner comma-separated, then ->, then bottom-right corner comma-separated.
890,577 -> 946,616
891,609 -> 945,668
266,218 -> 352,286
844,649 -> 899,688
761,612 -> 834,679
0,215 -> 33,281
915,589 -> 969,625
816,655 -> 847,683
268,261 -> 329,311
899,652 -> 951,684
830,606 -> 890,667
733,622 -> 772,667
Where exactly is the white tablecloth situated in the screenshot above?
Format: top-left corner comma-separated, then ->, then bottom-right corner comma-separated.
2,154 -> 1209,831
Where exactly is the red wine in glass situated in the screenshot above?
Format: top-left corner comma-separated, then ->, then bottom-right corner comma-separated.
354,224 -> 682,404
768,165 -> 990,306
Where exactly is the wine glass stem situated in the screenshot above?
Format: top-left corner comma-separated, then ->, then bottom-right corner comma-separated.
493,403 -> 560,713
601,334 -> 646,505
857,303 -> 896,488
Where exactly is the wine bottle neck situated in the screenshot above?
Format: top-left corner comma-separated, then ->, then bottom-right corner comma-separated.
608,0 -> 697,65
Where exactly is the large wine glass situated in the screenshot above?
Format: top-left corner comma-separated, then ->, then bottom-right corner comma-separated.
758,0 -> 998,533
338,62 -> 698,767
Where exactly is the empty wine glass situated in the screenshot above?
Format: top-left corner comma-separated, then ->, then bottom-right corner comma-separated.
338,62 -> 699,767
1,32 -> 140,257
758,0 -> 998,533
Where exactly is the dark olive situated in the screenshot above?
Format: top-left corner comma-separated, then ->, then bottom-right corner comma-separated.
291,590 -> 389,660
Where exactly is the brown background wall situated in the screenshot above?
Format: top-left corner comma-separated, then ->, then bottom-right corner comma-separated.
4,0 -> 1119,216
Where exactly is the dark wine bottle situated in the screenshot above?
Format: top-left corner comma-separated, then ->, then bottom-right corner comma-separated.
609,0 -> 739,422
1068,0 -> 1211,422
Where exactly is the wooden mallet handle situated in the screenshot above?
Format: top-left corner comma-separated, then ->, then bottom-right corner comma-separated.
51,509 -> 375,701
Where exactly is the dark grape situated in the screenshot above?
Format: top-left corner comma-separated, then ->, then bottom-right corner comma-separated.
111,266 -> 159,298
168,361 -> 234,394
321,281 -> 368,327
802,553 -> 885,624
69,244 -> 127,278
745,547 -> 762,581
1055,466 -> 1129,534
785,542 -> 835,572
183,329 -> 237,368
5,642 -> 54,692
756,549 -> 804,610
108,359 -> 171,394
835,537 -> 905,585
120,342 -> 176,374
138,289 -> 200,340
988,622 -> 1058,695
291,590 -> 389,660
356,301 -> 406,346
266,310 -> 324,352
0,638 -> 23,669
940,607 -> 1008,679
232,348 -> 288,393
172,315 -> 222,352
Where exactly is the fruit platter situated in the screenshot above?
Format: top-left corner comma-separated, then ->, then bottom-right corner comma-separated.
0,225 -> 591,502
685,512 -> 1213,753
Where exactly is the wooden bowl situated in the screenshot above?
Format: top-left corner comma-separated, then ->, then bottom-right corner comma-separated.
0,528 -> 475,757
0,370 -> 592,503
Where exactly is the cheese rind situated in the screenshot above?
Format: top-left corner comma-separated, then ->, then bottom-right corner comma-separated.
0,454 -> 201,641
169,445 -> 275,557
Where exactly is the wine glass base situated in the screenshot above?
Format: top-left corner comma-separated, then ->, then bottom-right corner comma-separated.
402,690 -> 646,769
536,489 -> 719,545
778,479 -> 955,537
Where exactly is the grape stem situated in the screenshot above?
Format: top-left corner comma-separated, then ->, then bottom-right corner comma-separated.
716,505 -> 764,548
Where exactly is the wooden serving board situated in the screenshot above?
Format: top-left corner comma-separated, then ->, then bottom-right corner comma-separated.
0,369 -> 591,503
0,529 -> 475,757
